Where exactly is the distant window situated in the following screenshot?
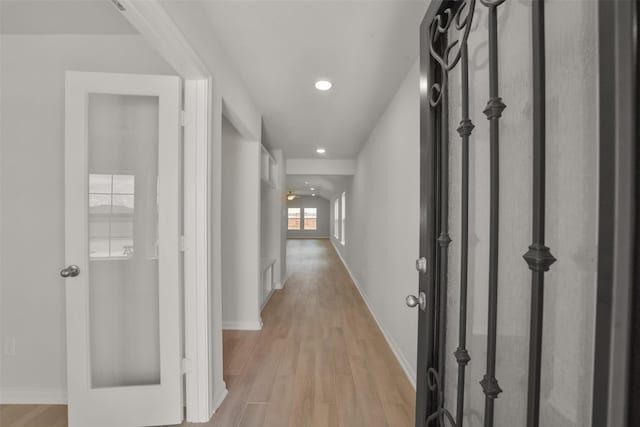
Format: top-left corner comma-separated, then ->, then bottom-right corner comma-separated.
288,208 -> 301,230
89,174 -> 135,258
334,199 -> 340,238
304,208 -> 317,230
341,192 -> 346,245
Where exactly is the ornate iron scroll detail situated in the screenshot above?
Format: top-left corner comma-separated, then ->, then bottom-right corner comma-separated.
479,0 -> 507,426
426,1 -> 476,427
524,1 -> 555,426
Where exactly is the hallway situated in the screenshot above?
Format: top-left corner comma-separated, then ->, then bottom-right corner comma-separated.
203,239 -> 414,427
0,239 -> 414,427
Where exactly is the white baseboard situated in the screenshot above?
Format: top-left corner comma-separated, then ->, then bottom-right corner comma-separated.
330,241 -> 417,390
210,383 -> 228,415
0,387 -> 68,404
222,320 -> 263,330
261,289 -> 275,310
273,281 -> 283,290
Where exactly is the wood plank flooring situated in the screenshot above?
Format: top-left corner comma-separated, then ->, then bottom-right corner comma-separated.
0,239 -> 415,427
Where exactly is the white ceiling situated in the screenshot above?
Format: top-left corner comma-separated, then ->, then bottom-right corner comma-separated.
286,174 -> 352,200
0,1 -> 138,34
2,0 -> 427,160
166,0 -> 428,159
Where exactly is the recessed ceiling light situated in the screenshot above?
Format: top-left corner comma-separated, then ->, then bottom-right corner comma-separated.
304,181 -> 309,184
316,148 -> 326,154
314,80 -> 332,91
312,194 -> 316,197
310,187 -> 315,191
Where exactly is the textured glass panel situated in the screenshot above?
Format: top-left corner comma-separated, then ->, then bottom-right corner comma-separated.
89,194 -> 112,258
87,93 -> 160,388
89,174 -> 112,194
439,2 -> 597,426
113,174 -> 135,194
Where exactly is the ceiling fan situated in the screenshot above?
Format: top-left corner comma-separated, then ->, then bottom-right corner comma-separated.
286,191 -> 297,201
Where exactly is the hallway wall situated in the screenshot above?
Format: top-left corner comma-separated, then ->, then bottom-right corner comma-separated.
286,196 -> 330,239
331,60 -> 420,385
0,34 -> 177,402
221,116 -> 262,329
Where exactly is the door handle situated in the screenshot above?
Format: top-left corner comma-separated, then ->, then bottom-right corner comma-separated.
60,265 -> 80,278
406,292 -> 427,311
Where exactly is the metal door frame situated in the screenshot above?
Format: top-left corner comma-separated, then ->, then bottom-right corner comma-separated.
592,1 -> 638,426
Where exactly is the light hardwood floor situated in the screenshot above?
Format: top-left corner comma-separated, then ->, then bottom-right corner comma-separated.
0,239 -> 415,427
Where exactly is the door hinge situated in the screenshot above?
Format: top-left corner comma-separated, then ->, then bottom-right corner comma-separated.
180,110 -> 186,127
111,0 -> 126,12
181,357 -> 192,374
180,235 -> 186,252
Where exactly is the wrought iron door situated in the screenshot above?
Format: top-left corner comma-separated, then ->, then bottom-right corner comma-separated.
415,1 -> 554,426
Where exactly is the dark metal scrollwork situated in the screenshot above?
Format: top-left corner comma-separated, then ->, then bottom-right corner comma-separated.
428,0 -> 476,107
426,368 -> 457,427
426,1 -> 477,427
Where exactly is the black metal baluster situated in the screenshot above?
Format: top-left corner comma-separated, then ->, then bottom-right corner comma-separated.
523,1 -> 556,426
437,56 -> 452,424
479,1 -> 506,426
454,23 -> 475,426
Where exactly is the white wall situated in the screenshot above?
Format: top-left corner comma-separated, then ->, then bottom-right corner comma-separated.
331,60 -> 420,385
160,2 -> 261,142
287,196 -> 331,239
220,116 -> 262,330
0,34 -> 176,402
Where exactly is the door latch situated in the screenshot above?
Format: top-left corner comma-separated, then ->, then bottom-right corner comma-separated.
415,257 -> 427,274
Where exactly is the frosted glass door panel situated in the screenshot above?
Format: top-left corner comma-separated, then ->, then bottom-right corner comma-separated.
87,94 -> 160,389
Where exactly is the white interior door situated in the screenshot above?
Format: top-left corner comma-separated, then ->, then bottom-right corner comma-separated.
63,71 -> 182,427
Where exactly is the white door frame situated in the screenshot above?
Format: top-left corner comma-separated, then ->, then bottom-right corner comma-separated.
115,1 -> 221,422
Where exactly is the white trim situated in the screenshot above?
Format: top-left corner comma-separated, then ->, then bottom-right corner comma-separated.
221,101 -> 260,143
183,79 -> 212,423
116,3 -> 220,423
0,388 -> 68,405
116,0 -> 208,79
210,386 -> 229,414
273,282 -> 284,290
222,321 -> 263,331
209,90 -> 226,419
286,158 -> 357,175
261,289 -> 275,310
330,240 -> 417,389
